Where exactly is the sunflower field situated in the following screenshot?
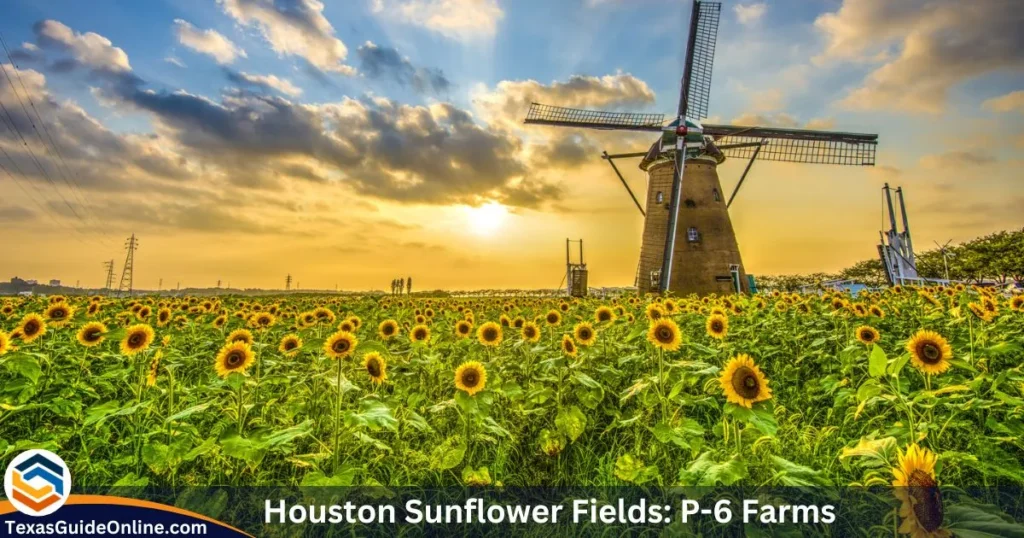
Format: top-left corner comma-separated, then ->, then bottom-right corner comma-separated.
1,287 -> 1023,533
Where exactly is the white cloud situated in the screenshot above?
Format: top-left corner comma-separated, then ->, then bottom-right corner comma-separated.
982,90 -> 1024,114
173,19 -> 246,65
232,72 -> 303,96
370,0 -> 504,41
218,0 -> 354,74
34,19 -> 132,73
734,3 -> 767,26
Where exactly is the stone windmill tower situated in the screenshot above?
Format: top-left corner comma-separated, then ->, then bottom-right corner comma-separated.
526,1 -> 879,296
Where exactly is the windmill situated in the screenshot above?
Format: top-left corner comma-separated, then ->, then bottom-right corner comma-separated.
524,1 -> 879,295
877,183 -> 921,286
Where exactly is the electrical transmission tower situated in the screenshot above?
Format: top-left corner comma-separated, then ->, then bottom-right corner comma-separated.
102,260 -> 115,292
117,234 -> 138,297
286,274 -> 292,291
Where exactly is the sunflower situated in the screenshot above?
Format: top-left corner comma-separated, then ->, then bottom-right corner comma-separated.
410,324 -> 430,344
645,303 -> 665,321
719,354 -> 772,409
214,341 -> 255,378
76,322 -> 108,347
0,331 -> 9,355
454,320 -> 473,338
18,314 -> 47,343
86,302 -> 100,316
561,334 -> 578,357
796,302 -> 811,314
559,302 -> 570,312
521,321 -> 541,343
1,304 -> 15,317
363,352 -> 387,384
573,322 -> 596,347
415,314 -> 427,324
906,330 -> 952,375
313,307 -> 336,323
227,328 -> 254,346
156,308 -> 172,327
301,312 -> 317,327
499,314 -> 511,327
594,306 -> 615,324
980,296 -> 998,316
663,299 -> 677,314
705,315 -> 728,340
646,318 -> 681,352
146,350 -> 163,387
137,306 -> 152,320
891,444 -> 950,538
253,312 -> 276,329
831,298 -> 847,311
378,319 -> 399,340
212,315 -> 227,329
120,324 -> 155,355
44,302 -> 74,326
338,320 -> 355,333
454,361 -> 487,396
1011,295 -> 1024,312
324,330 -> 358,359
278,334 -> 302,356
477,321 -> 503,347
855,325 -> 880,346
967,303 -> 992,322
544,310 -> 562,326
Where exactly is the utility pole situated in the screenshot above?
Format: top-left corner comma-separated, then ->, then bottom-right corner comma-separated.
117,234 -> 138,298
935,240 -> 952,281
217,279 -> 221,289
158,278 -> 163,291
285,274 -> 292,291
102,260 -> 115,292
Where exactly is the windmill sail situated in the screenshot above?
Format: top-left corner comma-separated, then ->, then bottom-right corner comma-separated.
524,103 -> 664,132
705,124 -> 878,166
681,1 -> 721,120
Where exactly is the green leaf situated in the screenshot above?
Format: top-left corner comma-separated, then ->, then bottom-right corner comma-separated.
555,405 -> 587,443
430,438 -> 466,471
83,400 -> 146,427
677,452 -> 747,487
770,455 -> 833,486
614,454 -> 660,485
345,400 -> 397,431
5,355 -> 41,383
165,403 -> 212,423
868,344 -> 887,377
946,503 -> 1024,538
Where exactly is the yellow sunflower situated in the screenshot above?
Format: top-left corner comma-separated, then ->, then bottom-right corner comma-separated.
347,316 -> 362,329
1009,295 -> 1023,312
146,350 -> 163,386
870,305 -> 885,318
906,330 -> 953,375
705,314 -> 728,340
363,352 -> 387,384
544,310 -> 562,326
278,334 -> 302,356
338,320 -> 355,333
156,308 -> 172,327
477,321 -> 503,347
573,322 -> 596,347
594,306 -> 616,324
227,328 -> 254,345
0,331 -> 9,355
252,312 -> 276,329
212,315 -> 227,329
76,322 -> 108,347
378,319 -> 399,340
645,303 -> 666,321
454,320 -> 473,339
454,361 -> 487,396
120,324 -> 155,355
324,330 -> 358,359
214,341 -> 255,378
891,444 -> 950,538
520,321 -> 540,343
646,318 -> 682,352
44,302 -> 74,327
855,325 -> 880,346
18,314 -> 47,343
719,354 -> 772,408
410,324 -> 430,344
561,334 -> 578,357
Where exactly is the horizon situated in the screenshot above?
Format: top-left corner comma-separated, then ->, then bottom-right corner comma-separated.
1,0 -> 1021,291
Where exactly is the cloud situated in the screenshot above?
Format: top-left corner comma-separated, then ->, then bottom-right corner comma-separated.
919,150 -> 997,169
0,205 -> 35,222
32,20 -> 132,74
165,56 -> 187,68
218,0 -> 354,74
370,0 -> 504,41
356,41 -> 451,95
730,112 -> 799,128
734,3 -> 767,26
982,90 -> 1024,113
173,19 -> 246,65
814,0 -> 1023,114
226,70 -> 303,96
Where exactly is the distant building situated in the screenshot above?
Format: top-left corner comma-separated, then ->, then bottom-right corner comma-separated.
25,279 -> 38,285
49,279 -> 61,286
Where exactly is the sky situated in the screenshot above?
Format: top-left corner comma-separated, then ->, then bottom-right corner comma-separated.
0,0 -> 1020,291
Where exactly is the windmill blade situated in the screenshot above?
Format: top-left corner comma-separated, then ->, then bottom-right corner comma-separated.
704,124 -> 879,165
680,1 -> 722,120
524,103 -> 664,132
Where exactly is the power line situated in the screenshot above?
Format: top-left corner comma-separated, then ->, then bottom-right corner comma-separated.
0,34 -> 113,245
117,234 -> 138,297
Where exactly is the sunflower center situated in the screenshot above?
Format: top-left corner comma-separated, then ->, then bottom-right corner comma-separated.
907,469 -> 943,532
650,310 -> 662,320
284,340 -> 297,350
384,324 -> 395,335
711,320 -> 723,332
24,321 -> 40,335
918,342 -> 941,364
547,314 -> 558,323
599,312 -> 610,321
85,329 -> 102,342
860,330 -> 875,342
332,339 -> 350,353
461,370 -> 480,388
483,328 -> 498,341
53,310 -> 66,319
524,327 -> 537,338
580,328 -> 592,340
226,350 -> 245,368
366,359 -> 382,378
731,366 -> 760,400
459,325 -> 469,334
655,326 -> 673,343
414,329 -> 427,340
128,333 -> 145,347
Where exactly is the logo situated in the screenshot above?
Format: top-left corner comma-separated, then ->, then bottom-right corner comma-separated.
4,449 -> 72,516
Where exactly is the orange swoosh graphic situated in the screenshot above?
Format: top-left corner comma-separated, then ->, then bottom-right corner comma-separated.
12,471 -> 55,500
0,495 -> 252,537
11,490 -> 60,512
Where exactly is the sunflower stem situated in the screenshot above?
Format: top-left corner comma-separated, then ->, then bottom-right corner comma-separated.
334,357 -> 343,471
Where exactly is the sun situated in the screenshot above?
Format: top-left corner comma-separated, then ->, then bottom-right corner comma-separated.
465,202 -> 508,235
